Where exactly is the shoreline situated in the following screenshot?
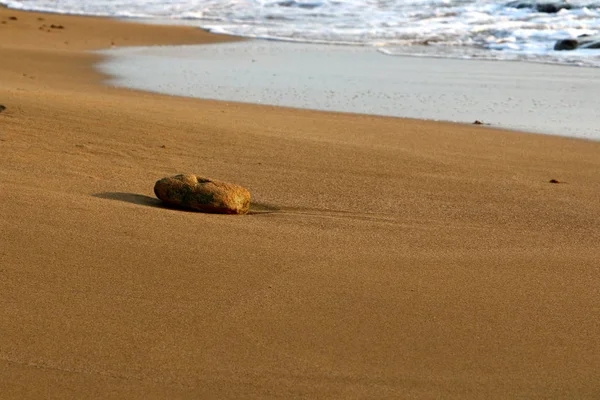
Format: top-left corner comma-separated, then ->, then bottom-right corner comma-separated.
4,4 -> 598,141
98,40 -> 600,140
2,6 -> 600,399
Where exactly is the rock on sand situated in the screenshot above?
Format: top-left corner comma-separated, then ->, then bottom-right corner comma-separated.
154,174 -> 251,214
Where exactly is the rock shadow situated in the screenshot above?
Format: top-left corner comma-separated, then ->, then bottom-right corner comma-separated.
93,192 -> 280,215
93,192 -> 167,209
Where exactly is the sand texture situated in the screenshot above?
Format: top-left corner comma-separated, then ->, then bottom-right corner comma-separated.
1,7 -> 600,399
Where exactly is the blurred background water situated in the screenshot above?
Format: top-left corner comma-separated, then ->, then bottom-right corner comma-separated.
4,0 -> 600,66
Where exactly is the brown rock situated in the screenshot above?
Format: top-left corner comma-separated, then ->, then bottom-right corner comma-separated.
154,174 -> 251,214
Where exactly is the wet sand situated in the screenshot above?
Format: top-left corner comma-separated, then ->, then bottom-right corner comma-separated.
99,40 -> 600,140
1,6 -> 600,399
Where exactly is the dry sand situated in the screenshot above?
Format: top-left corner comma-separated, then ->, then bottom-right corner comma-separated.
1,7 -> 600,399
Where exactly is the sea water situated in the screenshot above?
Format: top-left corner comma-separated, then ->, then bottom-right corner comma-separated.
3,0 -> 600,67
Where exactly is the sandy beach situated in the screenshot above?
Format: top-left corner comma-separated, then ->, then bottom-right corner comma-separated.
1,6 -> 600,399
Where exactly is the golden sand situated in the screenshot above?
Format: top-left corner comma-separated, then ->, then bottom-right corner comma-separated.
1,6 -> 600,398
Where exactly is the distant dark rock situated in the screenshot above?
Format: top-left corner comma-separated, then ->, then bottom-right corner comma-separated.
549,179 -> 561,183
8,16 -> 17,20
554,39 -> 579,50
554,35 -> 600,51
506,1 -> 572,13
536,2 -> 572,12
0,105 -> 5,113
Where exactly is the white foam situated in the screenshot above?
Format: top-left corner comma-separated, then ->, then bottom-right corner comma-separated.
4,0 -> 600,66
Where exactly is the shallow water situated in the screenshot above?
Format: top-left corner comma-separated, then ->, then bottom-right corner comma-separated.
97,41 -> 600,140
